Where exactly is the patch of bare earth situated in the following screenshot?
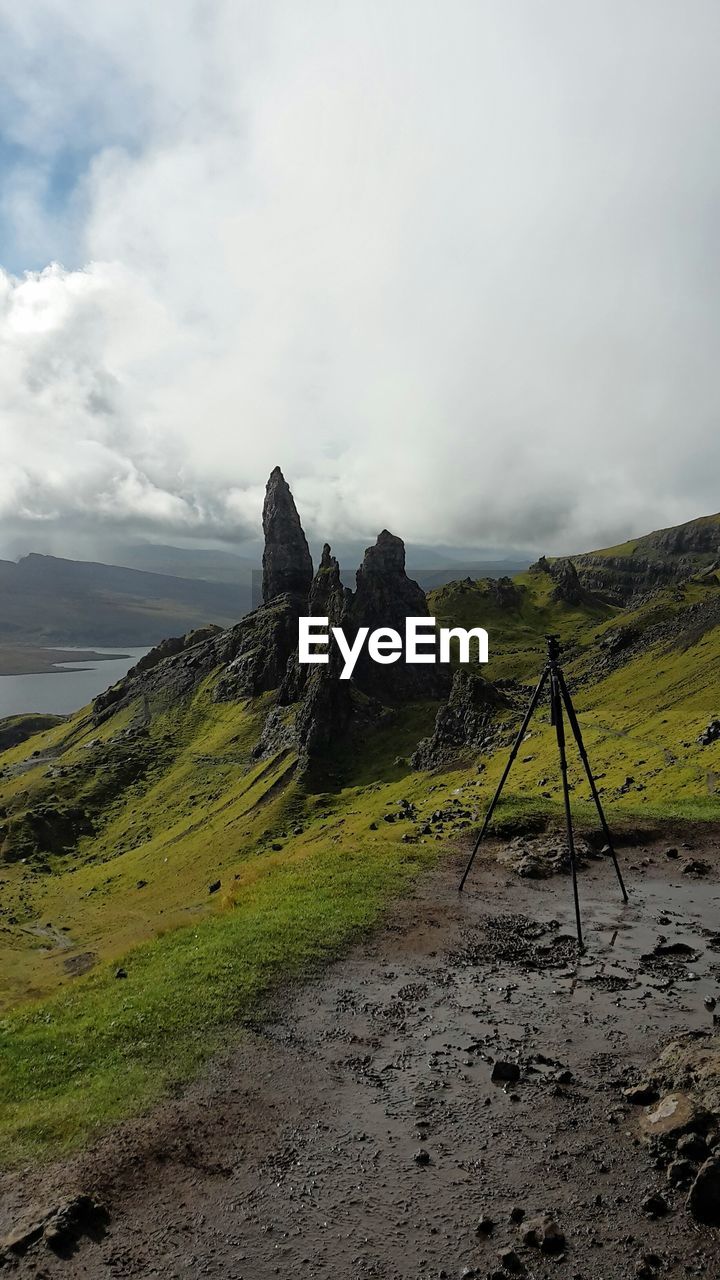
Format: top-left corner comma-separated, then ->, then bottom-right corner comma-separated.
2,833 -> 720,1279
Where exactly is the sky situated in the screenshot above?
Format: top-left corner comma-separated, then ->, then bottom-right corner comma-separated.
1,0 -> 719,561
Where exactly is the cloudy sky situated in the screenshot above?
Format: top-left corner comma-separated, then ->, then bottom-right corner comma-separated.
1,0 -> 719,560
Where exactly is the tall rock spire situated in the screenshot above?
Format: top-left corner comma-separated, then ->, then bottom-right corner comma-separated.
261,466 -> 314,603
348,530 -> 450,702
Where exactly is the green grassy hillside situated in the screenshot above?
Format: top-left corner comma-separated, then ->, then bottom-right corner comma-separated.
0,564 -> 718,1164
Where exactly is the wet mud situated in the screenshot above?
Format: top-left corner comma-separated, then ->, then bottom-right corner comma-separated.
2,836 -> 720,1278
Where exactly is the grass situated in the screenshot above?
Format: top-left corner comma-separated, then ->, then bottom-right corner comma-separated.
429,568 -> 615,680
0,824 -> 436,1164
0,566 -> 718,1165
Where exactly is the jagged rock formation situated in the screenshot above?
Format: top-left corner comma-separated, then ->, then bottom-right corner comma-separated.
93,625 -> 225,716
95,471 -> 315,717
309,543 -> 350,617
648,518 -> 720,558
279,540 -> 352,705
92,624 -> 221,717
488,576 -> 525,609
294,545 -> 354,766
548,558 -> 595,607
261,466 -> 314,603
132,626 -> 222,675
91,474 -> 458,773
599,624 -> 639,657
214,595 -> 305,702
411,668 -> 508,769
530,555 -> 607,608
0,713 -> 66,752
348,531 -> 451,702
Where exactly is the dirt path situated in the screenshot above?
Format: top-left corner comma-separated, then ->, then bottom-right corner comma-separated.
2,835 -> 720,1279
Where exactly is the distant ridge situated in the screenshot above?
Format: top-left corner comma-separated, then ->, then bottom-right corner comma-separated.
0,554 -> 249,646
572,512 -> 720,602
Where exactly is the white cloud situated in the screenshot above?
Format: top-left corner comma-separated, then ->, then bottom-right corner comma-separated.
1,0 -> 719,557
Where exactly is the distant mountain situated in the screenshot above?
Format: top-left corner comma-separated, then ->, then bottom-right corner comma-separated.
109,543 -> 257,584
0,554 -> 249,645
0,540 -> 533,649
110,540 -> 531,599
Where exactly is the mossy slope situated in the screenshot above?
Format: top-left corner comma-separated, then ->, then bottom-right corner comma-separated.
0,564 -> 718,1163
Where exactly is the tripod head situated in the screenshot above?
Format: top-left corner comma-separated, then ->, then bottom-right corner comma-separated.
545,634 -> 562,665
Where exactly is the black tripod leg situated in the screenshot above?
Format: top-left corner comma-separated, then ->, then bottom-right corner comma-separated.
459,668 -> 549,891
556,672 -> 628,903
551,673 -> 584,952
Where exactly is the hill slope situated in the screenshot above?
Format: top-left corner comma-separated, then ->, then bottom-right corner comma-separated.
0,489 -> 718,1165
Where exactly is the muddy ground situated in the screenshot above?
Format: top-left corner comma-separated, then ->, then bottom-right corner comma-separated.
2,833 -> 720,1279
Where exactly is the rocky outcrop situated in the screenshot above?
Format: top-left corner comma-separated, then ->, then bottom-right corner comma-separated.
348,531 -> 450,702
278,542 -> 350,708
214,467 -> 314,701
214,595 -> 304,701
294,545 -> 354,765
572,554 -> 687,603
1,800 -> 94,863
590,593 -> 720,685
261,466 -> 313,603
130,626 -> 222,677
489,576 -> 525,609
599,624 -> 640,657
650,517 -> 720,558
411,668 -> 508,769
699,718 -> 720,746
548,558 -> 588,606
93,625 -> 224,715
309,543 -> 350,617
531,555 -> 606,608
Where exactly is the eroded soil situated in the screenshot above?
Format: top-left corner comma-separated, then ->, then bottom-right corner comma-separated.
2,835 -> 720,1279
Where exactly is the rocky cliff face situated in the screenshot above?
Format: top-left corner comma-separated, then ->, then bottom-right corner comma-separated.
570,515 -> 720,603
261,466 -> 314,603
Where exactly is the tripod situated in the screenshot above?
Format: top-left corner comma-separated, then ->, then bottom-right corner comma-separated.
458,636 -> 628,950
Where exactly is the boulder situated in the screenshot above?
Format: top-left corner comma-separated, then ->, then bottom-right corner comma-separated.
640,1092 -> 706,1141
698,719 -> 720,746
521,1214 -> 565,1252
